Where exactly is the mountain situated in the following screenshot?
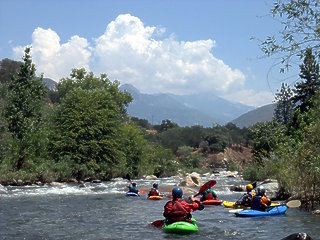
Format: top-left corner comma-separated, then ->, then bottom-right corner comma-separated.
231,103 -> 275,128
120,84 -> 216,126
169,93 -> 254,123
120,84 -> 255,127
43,78 -> 57,91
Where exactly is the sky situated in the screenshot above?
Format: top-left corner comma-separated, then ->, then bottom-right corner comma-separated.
0,0 -> 300,107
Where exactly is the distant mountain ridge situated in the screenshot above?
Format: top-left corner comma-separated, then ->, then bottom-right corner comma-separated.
231,103 -> 275,128
43,78 -> 57,91
41,80 -> 275,128
120,84 -> 256,127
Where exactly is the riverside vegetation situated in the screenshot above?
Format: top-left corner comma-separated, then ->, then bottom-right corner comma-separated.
0,49 -> 251,184
0,0 -> 320,211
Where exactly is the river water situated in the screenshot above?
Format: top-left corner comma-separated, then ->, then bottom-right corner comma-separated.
0,174 -> 319,240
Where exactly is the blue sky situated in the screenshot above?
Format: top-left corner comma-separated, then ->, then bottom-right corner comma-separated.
0,0 -> 299,107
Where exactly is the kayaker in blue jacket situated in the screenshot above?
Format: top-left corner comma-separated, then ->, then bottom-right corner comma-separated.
127,182 -> 139,194
251,186 -> 271,211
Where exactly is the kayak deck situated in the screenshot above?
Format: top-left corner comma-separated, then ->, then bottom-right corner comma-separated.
163,218 -> 198,234
126,192 -> 139,197
235,205 -> 287,217
223,201 -> 280,209
148,195 -> 163,200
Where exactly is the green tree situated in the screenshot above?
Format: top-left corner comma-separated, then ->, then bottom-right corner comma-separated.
262,0 -> 320,72
250,120 -> 285,163
4,47 -> 46,170
49,69 -> 132,180
293,48 -> 320,113
274,83 -> 294,129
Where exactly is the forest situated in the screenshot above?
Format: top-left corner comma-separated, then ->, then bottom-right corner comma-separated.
0,50 -> 252,184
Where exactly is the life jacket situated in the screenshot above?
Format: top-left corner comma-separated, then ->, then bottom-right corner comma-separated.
204,191 -> 214,200
148,188 -> 159,196
128,185 -> 139,194
164,199 -> 191,224
251,196 -> 262,210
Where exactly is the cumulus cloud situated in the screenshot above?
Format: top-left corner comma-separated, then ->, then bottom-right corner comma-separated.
92,14 -> 246,95
223,89 -> 274,107
13,27 -> 91,81
12,14 -> 271,106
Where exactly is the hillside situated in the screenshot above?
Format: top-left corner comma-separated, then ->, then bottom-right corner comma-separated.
231,103 -> 275,128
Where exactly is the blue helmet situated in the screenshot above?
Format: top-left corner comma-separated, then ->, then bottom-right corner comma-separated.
172,187 -> 183,198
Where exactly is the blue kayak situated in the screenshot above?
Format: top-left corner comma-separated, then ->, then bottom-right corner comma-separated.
126,192 -> 139,197
235,205 -> 287,217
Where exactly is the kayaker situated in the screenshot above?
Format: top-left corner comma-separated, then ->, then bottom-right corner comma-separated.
163,186 -> 204,224
235,184 -> 256,207
251,186 -> 271,211
200,186 -> 218,201
127,182 -> 139,194
148,182 -> 160,197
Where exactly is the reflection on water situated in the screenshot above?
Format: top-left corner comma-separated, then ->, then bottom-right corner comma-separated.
0,174 -> 319,239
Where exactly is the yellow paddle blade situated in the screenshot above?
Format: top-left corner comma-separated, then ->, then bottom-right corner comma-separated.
286,200 -> 301,208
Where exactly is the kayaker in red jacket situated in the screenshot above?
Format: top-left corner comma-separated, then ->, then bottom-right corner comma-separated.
163,186 -> 204,224
148,182 -> 161,197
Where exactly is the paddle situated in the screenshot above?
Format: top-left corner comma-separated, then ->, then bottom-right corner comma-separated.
125,174 -> 132,183
194,180 -> 217,197
151,219 -> 164,227
228,200 -> 301,213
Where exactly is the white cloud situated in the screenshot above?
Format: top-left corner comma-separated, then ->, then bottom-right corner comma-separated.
223,89 -> 275,107
92,14 -> 246,95
12,14 -> 270,106
13,27 -> 91,81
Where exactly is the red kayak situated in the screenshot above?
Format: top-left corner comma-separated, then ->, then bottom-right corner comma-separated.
201,199 -> 223,205
195,198 -> 223,205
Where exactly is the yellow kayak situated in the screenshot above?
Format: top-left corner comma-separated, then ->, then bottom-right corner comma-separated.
223,201 -> 280,208
148,195 -> 163,200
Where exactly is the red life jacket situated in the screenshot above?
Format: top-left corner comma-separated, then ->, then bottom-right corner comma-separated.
164,199 -> 191,223
148,188 -> 159,196
204,191 -> 214,200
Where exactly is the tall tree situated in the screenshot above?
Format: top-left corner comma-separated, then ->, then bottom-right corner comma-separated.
293,48 -> 320,113
5,47 -> 46,170
274,83 -> 294,129
50,68 -> 133,180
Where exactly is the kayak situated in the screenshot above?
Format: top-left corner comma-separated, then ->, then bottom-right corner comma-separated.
126,192 -> 139,197
223,201 -> 244,208
201,199 -> 223,205
163,218 -> 198,234
235,205 -> 287,217
223,201 -> 280,208
195,198 -> 222,205
148,195 -> 163,200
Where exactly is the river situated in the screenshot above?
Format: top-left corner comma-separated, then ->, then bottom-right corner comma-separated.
0,173 -> 319,239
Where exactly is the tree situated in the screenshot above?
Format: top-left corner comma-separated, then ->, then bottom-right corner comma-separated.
158,119 -> 179,132
49,69 -> 133,180
0,58 -> 21,84
293,48 -> 320,113
4,47 -> 46,170
274,83 -> 294,129
262,0 -> 320,73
